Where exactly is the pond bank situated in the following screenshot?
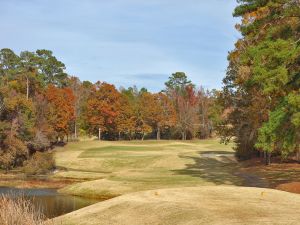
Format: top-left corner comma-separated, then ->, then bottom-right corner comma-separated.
0,172 -> 81,189
0,186 -> 99,219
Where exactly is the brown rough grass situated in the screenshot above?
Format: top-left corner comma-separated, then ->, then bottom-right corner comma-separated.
53,186 -> 300,225
0,194 -> 47,225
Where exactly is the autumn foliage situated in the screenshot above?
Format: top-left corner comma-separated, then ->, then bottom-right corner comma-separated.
218,0 -> 300,164
86,82 -> 121,137
46,85 -> 75,140
1,1 -> 299,174
0,49 -> 220,171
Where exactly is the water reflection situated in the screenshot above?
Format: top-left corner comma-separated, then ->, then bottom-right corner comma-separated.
0,187 -> 98,218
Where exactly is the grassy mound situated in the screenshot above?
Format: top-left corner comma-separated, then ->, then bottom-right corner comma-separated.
53,186 -> 300,225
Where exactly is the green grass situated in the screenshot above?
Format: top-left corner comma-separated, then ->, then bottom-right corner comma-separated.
52,139 -> 300,225
78,146 -> 165,158
54,138 -> 242,198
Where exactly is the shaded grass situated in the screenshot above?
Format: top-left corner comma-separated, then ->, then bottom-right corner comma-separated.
173,151 -> 242,186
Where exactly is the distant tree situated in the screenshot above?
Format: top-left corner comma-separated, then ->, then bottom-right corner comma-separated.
164,73 -> 198,140
197,87 -> 213,139
85,82 -> 120,139
30,93 -> 53,151
139,92 -> 163,140
68,76 -> 84,139
164,72 -> 192,94
35,49 -> 68,87
156,93 -> 177,140
176,85 -> 199,140
206,90 -> 223,135
46,85 -> 75,141
0,48 -> 20,78
115,93 -> 135,140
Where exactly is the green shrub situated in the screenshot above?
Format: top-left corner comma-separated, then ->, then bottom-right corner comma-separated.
23,151 -> 55,175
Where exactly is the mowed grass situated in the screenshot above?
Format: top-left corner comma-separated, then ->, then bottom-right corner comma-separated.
53,139 -> 300,225
53,186 -> 300,225
54,139 -> 240,198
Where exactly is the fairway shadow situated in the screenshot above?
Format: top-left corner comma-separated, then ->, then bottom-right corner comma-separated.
200,151 -> 235,159
172,151 -> 242,185
199,151 -> 234,155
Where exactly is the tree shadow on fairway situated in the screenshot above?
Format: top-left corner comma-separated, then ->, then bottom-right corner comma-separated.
172,151 -> 243,186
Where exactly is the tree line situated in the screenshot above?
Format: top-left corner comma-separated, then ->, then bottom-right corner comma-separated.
217,0 -> 300,164
0,49 -> 220,171
2,0 -> 299,171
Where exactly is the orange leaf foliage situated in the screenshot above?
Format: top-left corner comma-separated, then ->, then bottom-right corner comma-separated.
46,85 -> 75,135
86,82 -> 121,133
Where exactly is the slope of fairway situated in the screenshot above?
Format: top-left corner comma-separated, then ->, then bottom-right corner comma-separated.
54,139 -> 241,198
53,186 -> 300,225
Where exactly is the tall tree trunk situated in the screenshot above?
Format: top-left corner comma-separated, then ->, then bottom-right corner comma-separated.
201,99 -> 205,138
296,143 -> 300,163
259,150 -> 263,162
142,132 -> 145,141
157,127 -> 161,140
98,128 -> 101,140
74,121 -> 77,139
26,76 -> 29,100
182,131 -> 185,140
182,131 -> 187,140
119,131 -> 121,141
9,121 -> 13,145
296,134 -> 300,163
268,152 -> 271,165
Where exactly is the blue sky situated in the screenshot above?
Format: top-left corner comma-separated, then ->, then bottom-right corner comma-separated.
0,0 -> 240,92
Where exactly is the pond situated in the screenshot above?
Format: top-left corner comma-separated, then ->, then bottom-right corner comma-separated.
0,187 -> 99,219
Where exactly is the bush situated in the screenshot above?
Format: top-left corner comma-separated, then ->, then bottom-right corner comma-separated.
23,151 -> 55,175
28,131 -> 51,152
0,194 -> 47,225
0,136 -> 28,171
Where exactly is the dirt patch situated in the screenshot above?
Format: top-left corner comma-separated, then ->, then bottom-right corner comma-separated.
239,158 -> 300,194
277,182 -> 300,194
